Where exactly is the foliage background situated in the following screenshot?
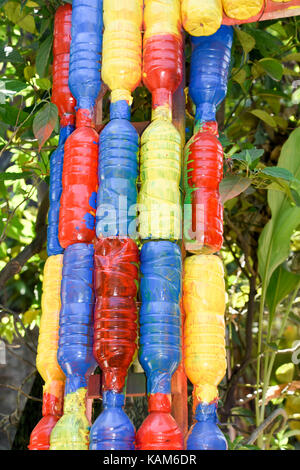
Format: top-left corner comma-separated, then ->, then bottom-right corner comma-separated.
0,0 -> 300,450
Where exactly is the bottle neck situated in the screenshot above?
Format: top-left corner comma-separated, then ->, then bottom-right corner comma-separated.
110,100 -> 131,121
60,113 -> 75,127
194,120 -> 219,136
152,88 -> 172,114
148,393 -> 171,413
195,402 -> 218,423
76,108 -> 95,128
42,380 -> 64,416
151,104 -> 172,122
195,103 -> 217,126
59,124 -> 75,145
111,89 -> 133,107
102,390 -> 125,409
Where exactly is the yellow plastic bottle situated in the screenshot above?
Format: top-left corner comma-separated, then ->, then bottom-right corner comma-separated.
222,0 -> 263,20
138,106 -> 182,240
181,0 -> 223,37
183,255 -> 226,404
37,255 -> 65,410
50,388 -> 90,450
102,0 -> 143,104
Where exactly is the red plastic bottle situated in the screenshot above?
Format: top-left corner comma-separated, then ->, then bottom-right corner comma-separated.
184,121 -> 223,254
59,110 -> 98,248
93,238 -> 139,393
28,389 -> 63,450
51,3 -> 76,126
136,393 -> 183,450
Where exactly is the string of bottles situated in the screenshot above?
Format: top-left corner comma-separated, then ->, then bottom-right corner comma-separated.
136,0 -> 184,450
50,0 -> 103,450
28,3 -> 75,450
89,0 -> 142,450
182,26 -> 233,449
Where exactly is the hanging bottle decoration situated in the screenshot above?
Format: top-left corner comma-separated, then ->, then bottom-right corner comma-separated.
222,0 -> 263,20
29,4 -> 76,450
136,242 -> 183,450
181,0 -> 223,37
138,0 -> 183,241
29,256 -> 64,450
183,26 -> 233,254
48,3 -> 75,256
96,0 -> 142,238
183,255 -> 227,450
50,244 -> 95,450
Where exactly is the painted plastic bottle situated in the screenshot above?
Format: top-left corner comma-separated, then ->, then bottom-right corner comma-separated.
96,101 -> 138,238
222,0 -> 263,20
137,242 -> 183,450
181,0 -> 223,37
183,255 -> 226,450
51,3 -> 76,126
50,243 -> 95,450
90,391 -> 135,450
101,0 -> 142,105
58,116 -> 98,249
47,126 -> 74,256
136,393 -> 183,450
183,26 -> 233,254
186,403 -> 227,450
29,256 -> 64,450
68,0 -> 103,121
93,237 -> 139,393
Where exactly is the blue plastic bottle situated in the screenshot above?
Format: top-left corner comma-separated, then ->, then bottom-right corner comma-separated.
190,26 -> 233,124
69,0 -> 103,115
58,243 -> 96,393
139,241 -> 182,394
89,391 -> 135,450
47,125 -> 74,256
96,101 -> 138,238
187,403 -> 227,450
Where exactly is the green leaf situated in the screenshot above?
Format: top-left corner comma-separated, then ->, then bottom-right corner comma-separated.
261,167 -> 294,182
36,35 -> 52,78
232,148 -> 264,168
258,128 -> 300,288
0,47 -> 23,63
250,109 -> 277,128
36,78 -> 51,90
4,1 -> 36,34
0,172 -> 32,182
235,28 -> 256,56
33,102 -> 58,150
220,175 -> 251,204
266,264 -> 300,321
258,58 -> 283,81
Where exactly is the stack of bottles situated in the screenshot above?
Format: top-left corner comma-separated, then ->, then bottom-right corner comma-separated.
136,0 -> 184,450
29,4 -> 75,450
182,26 -> 233,450
50,0 -> 103,450
89,0 -> 142,450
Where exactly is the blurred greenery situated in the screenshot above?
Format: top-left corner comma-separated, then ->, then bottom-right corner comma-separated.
0,0 -> 300,451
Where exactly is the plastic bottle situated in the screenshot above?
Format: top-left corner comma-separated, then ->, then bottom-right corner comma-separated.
137,242 -> 183,450
90,391 -> 135,450
93,238 -> 139,393
101,0 -> 142,105
181,0 -> 223,37
222,0 -> 263,20
29,255 -> 64,450
58,114 -> 99,249
96,101 -> 138,238
51,3 -> 76,127
50,243 -> 95,450
139,241 -> 182,394
143,0 -> 183,110
68,0 -> 103,121
186,403 -> 227,450
47,126 -> 74,256
183,26 -> 233,254
183,255 -> 226,405
136,393 -> 183,450
138,107 -> 182,240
